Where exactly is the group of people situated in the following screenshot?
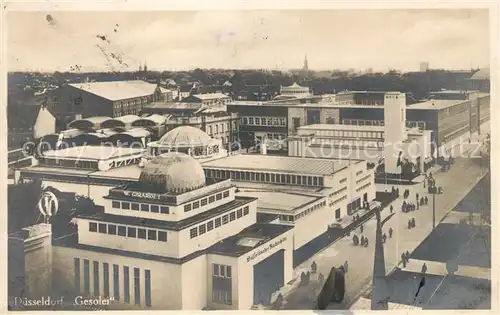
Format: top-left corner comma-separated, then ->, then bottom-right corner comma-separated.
352,234 -> 369,247
407,217 -> 416,229
401,250 -> 411,268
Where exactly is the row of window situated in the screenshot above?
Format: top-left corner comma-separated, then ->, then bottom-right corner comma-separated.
74,259 -> 151,307
330,195 -> 348,207
294,200 -> 327,221
204,168 -> 324,187
265,133 -> 287,140
339,177 -> 347,184
240,116 -> 287,127
89,222 -> 168,242
208,122 -> 229,135
112,200 -> 171,214
313,129 -> 384,139
343,119 -> 385,127
184,190 -> 230,212
356,170 -> 363,176
356,174 -> 371,185
329,186 -> 347,198
356,182 -> 372,192
189,206 -> 250,239
41,158 -> 99,170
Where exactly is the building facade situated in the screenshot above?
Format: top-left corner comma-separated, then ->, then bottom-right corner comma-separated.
23,153 -> 295,310
45,80 -> 164,127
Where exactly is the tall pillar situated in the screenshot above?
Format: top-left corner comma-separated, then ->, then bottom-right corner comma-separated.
383,92 -> 407,174
371,208 -> 389,310
23,223 -> 53,299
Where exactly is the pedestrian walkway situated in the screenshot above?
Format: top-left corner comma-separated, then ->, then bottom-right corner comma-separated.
350,297 -> 423,310
279,157 -> 486,310
402,259 -> 491,281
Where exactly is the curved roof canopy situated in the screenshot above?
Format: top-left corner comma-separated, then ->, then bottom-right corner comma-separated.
68,116 -> 112,130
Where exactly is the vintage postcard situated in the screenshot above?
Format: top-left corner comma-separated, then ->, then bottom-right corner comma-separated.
3,2 -> 495,312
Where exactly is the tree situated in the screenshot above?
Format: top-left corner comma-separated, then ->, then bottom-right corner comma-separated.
8,180 -> 43,233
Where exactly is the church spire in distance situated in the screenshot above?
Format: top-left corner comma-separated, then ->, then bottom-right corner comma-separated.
303,54 -> 309,72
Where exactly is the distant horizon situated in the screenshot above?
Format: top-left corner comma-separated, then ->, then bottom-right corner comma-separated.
8,10 -> 489,73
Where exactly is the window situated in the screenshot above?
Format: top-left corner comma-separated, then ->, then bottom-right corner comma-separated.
131,203 -> 139,211
122,202 -> 130,210
199,224 -> 207,235
113,265 -> 120,301
108,224 -> 117,235
229,212 -> 236,221
124,266 -> 130,304
134,268 -> 140,305
158,231 -> 167,242
184,204 -> 192,212
127,227 -> 137,238
103,263 -> 110,298
89,222 -> 97,232
160,206 -> 169,214
193,201 -> 200,209
237,209 -> 243,218
112,201 -> 120,209
216,193 -> 222,201
83,259 -> 90,295
335,208 -> 341,219
147,230 -> 157,240
141,204 -> 149,212
93,261 -> 100,296
98,223 -> 107,234
212,264 -> 232,305
215,217 -> 222,228
201,199 -> 208,206
223,190 -> 230,198
149,205 -> 159,213
243,206 -> 249,215
118,226 -> 127,236
138,229 -> 146,239
209,196 -> 215,203
74,258 -> 80,292
145,270 -> 151,307
222,215 -> 229,225
190,228 -> 198,239
207,221 -> 214,231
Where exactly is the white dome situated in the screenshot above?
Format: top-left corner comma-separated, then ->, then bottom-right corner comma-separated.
138,152 -> 206,193
158,126 -> 212,147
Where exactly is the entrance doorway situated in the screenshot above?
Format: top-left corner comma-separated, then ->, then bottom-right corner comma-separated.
253,249 -> 285,305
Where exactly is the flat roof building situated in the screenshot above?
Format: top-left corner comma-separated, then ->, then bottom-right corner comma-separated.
23,153 -> 295,310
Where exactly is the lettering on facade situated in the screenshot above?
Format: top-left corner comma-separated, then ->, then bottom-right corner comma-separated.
246,237 -> 287,263
123,191 -> 162,200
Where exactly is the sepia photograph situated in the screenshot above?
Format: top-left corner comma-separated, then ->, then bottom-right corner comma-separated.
5,6 -> 492,311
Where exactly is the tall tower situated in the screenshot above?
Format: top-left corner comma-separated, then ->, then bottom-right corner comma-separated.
371,208 -> 389,310
303,54 -> 309,72
383,92 -> 407,174
144,62 -> 148,72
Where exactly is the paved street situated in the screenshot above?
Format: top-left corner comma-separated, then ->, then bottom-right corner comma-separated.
281,157 -> 487,310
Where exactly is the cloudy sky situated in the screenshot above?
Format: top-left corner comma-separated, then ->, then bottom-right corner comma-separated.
7,9 -> 489,72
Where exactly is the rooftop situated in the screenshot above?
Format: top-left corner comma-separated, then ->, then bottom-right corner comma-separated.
208,223 -> 293,257
470,68 -> 490,80
146,102 -> 202,110
236,190 -> 321,212
201,154 -> 352,175
408,99 -> 468,110
192,93 -> 231,100
68,80 -> 158,101
42,146 -> 145,161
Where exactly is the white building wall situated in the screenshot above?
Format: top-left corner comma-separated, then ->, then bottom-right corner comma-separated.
287,107 -> 307,135
76,219 -> 180,258
181,255 -> 208,309
292,202 -> 333,248
52,246 -> 184,310
178,200 -> 258,257
236,230 -> 294,310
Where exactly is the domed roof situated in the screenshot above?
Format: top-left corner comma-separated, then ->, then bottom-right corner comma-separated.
138,152 -> 205,193
158,126 -> 212,147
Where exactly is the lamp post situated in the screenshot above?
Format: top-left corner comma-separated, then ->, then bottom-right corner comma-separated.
429,178 -> 437,229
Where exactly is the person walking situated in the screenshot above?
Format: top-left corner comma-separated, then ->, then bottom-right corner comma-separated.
390,204 -> 393,213
389,227 -> 393,238
360,235 -> 365,246
382,233 -> 387,243
344,260 -> 349,273
421,263 -> 427,274
364,238 -> 369,247
408,220 -> 412,229
401,253 -> 407,268
360,224 -> 364,233
405,251 -> 410,262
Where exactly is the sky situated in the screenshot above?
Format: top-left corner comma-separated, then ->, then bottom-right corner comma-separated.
7,9 -> 490,72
